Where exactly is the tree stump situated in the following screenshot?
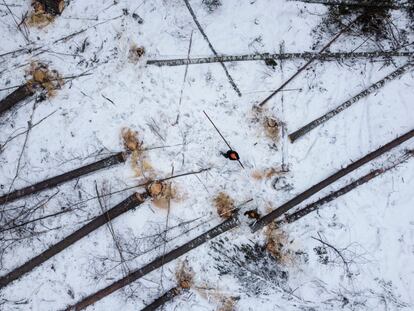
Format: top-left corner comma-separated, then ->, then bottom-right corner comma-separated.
37,0 -> 65,15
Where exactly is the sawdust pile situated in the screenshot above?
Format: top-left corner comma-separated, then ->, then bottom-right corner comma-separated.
213,192 -> 235,219
175,260 -> 194,290
122,127 -> 143,153
27,62 -> 63,97
251,106 -> 281,142
121,127 -> 155,178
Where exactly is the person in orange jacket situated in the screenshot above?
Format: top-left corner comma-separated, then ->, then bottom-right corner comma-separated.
221,150 -> 240,161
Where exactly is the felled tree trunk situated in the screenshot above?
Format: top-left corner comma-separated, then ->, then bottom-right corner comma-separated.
290,0 -> 412,9
289,61 -> 414,142
0,192 -> 148,289
65,216 -> 240,310
146,51 -> 414,67
0,84 -> 34,117
282,150 -> 413,224
0,152 -> 127,205
37,0 -> 65,15
257,17 -> 357,107
141,287 -> 184,311
251,128 -> 414,232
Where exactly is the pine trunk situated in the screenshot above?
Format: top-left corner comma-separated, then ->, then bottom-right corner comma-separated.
0,84 -> 34,117
0,152 -> 127,205
0,192 -> 148,289
257,18 -> 357,107
290,0 -> 412,9
283,151 -> 413,223
140,287 -> 183,311
146,51 -> 414,67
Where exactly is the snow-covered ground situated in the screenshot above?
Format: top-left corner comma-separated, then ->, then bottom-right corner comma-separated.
0,0 -> 413,310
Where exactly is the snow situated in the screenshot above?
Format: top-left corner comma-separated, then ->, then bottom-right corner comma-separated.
0,0 -> 413,310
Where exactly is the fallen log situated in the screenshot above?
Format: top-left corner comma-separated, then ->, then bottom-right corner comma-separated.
146,50 -> 414,67
257,17 -> 358,107
289,61 -> 414,142
289,0 -> 413,9
281,149 -> 414,224
65,130 -> 414,311
0,152 -> 127,205
182,0 -> 242,97
36,0 -> 65,15
251,128 -> 414,232
0,192 -> 148,289
141,287 -> 184,311
65,216 -> 240,310
0,84 -> 34,117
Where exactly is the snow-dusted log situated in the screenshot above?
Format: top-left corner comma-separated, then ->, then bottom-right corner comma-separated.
0,152 -> 127,205
289,0 -> 413,9
0,192 -> 148,289
182,0 -> 241,97
37,0 -> 65,15
146,51 -> 414,66
140,287 -> 184,311
289,61 -> 414,142
257,17 -> 358,107
281,150 -> 414,224
251,129 -> 414,232
0,84 -> 34,117
65,216 -> 240,310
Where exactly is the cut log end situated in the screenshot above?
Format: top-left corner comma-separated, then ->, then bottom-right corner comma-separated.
0,84 -> 35,117
134,191 -> 149,202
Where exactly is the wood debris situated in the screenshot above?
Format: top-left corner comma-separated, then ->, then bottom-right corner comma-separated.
27,0 -> 64,28
175,260 -> 194,289
264,223 -> 293,265
128,45 -> 146,63
214,192 -> 235,219
27,62 -> 63,97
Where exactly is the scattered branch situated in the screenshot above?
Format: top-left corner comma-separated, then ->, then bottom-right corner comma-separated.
182,0 -> 242,96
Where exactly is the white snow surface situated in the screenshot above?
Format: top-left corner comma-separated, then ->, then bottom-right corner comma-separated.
0,0 -> 413,310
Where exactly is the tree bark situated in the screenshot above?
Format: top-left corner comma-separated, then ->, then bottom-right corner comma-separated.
65,216 -> 240,310
290,0 -> 413,9
251,128 -> 414,232
0,84 -> 34,117
289,61 -> 414,142
258,17 -> 358,107
140,287 -> 183,311
0,192 -> 148,289
146,51 -> 414,67
37,0 -> 65,15
282,150 -> 413,224
0,152 -> 127,205
182,0 -> 241,97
